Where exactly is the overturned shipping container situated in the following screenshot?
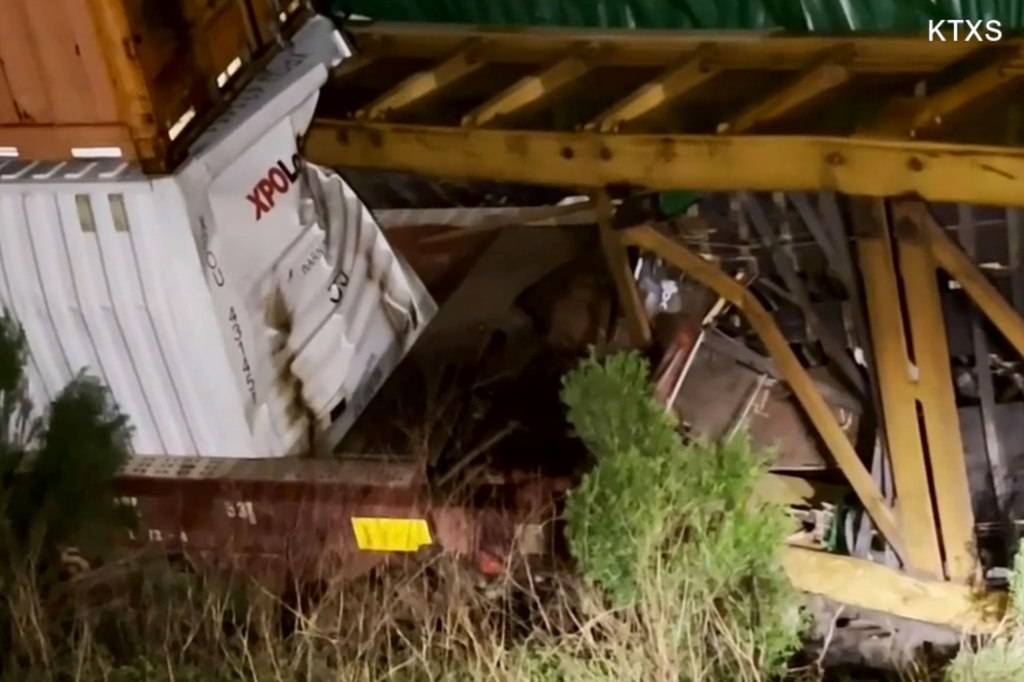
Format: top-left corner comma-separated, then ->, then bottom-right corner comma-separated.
0,16 -> 436,458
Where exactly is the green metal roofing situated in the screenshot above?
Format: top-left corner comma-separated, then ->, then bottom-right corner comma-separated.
328,0 -> 1024,32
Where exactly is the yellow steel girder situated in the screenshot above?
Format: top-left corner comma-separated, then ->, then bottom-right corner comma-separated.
312,26 -> 1024,207
621,224 -> 904,560
592,192 -> 652,348
907,49 -> 1024,136
463,43 -> 603,128
304,124 -> 1024,209
719,47 -> 854,134
854,200 -> 946,580
356,39 -> 488,120
784,546 -> 1003,633
585,44 -> 720,132
892,202 -> 976,583
918,209 -> 1024,360
854,200 -> 976,582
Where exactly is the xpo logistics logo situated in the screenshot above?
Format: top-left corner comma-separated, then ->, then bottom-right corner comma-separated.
247,154 -> 302,221
928,19 -> 1003,41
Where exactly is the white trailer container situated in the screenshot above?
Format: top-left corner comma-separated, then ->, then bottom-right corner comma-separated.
0,17 -> 436,458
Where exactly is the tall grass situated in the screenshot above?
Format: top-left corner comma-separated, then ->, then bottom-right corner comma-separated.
0,316 -> 805,681
944,546 -> 1024,682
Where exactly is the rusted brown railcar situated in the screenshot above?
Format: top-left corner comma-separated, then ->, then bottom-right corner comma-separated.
110,456 -> 570,590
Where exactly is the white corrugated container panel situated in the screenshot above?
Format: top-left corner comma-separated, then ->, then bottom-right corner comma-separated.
0,163 -> 249,456
0,17 -> 437,458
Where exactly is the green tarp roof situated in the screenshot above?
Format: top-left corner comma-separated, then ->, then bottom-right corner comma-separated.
329,0 -> 1024,32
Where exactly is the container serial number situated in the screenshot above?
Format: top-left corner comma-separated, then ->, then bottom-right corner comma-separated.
228,306 -> 257,405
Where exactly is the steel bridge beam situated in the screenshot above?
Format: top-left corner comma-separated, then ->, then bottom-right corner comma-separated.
592,192 -> 652,347
854,200 -> 945,579
621,224 -> 904,560
854,200 -> 976,582
907,49 -> 1024,136
304,123 -> 1024,209
462,43 -> 601,128
784,546 -> 1003,634
586,45 -> 720,132
892,203 -> 977,583
918,209 -> 1024,360
356,39 -> 488,120
720,48 -> 854,134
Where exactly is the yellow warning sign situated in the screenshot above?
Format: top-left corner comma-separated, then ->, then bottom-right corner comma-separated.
350,517 -> 433,552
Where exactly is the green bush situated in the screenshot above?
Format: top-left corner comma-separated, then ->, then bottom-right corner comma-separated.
0,310 -> 135,676
0,310 -> 134,565
558,350 -> 804,681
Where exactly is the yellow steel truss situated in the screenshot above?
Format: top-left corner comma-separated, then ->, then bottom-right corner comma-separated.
622,224 -> 905,560
309,25 -> 1024,206
855,200 -> 977,582
308,23 -> 1024,624
306,126 -> 1024,208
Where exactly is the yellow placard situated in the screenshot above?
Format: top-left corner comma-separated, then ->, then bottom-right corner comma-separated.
350,517 -> 433,552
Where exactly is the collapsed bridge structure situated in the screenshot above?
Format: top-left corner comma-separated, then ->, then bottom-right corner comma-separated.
299,13 -> 1024,656
5,0 -> 1024,670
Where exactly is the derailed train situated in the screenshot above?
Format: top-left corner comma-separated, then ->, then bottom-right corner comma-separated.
5,4 -> 1024,670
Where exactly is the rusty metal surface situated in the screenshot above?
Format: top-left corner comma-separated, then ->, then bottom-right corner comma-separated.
111,455 -> 569,587
383,224 -> 499,303
669,339 -> 859,470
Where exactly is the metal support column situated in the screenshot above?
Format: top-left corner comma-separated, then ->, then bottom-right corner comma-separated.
853,199 -> 976,581
893,202 -> 976,582
853,198 -> 946,579
592,191 -> 652,347
623,224 -> 904,559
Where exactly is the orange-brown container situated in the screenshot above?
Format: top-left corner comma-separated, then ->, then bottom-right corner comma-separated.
0,0 -> 309,173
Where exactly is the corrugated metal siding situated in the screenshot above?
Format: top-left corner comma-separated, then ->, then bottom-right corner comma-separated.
329,0 -> 1024,31
0,160 -> 251,457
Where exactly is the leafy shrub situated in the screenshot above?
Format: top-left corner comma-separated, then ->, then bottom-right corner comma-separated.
0,310 -> 135,676
0,310 -> 133,564
559,350 -> 804,681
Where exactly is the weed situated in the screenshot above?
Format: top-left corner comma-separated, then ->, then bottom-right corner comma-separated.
0,325 -> 805,681
945,546 -> 1024,682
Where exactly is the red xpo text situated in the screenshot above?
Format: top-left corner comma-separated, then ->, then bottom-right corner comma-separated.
247,155 -> 302,220
928,19 -> 1002,41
